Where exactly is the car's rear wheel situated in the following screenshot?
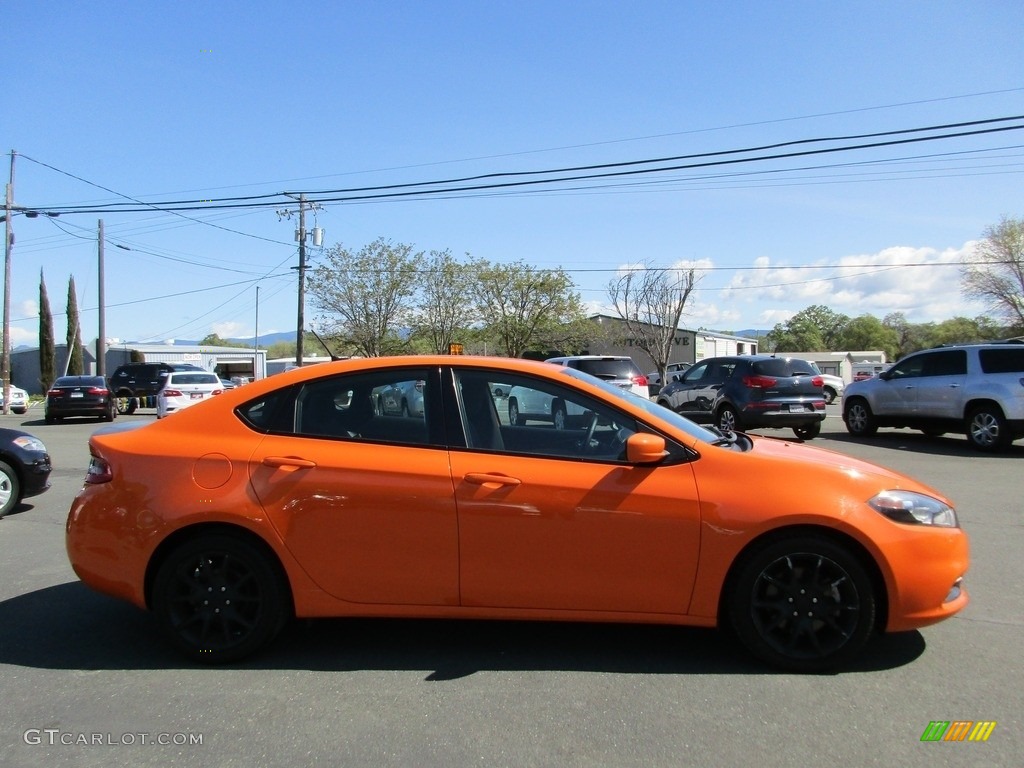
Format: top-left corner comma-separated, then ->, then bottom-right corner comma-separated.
508,398 -> 525,426
116,396 -> 137,415
716,404 -> 739,433
793,422 -> 821,440
152,535 -> 291,664
0,460 -> 21,517
966,405 -> 1010,452
730,536 -> 876,672
552,401 -> 567,430
844,399 -> 877,436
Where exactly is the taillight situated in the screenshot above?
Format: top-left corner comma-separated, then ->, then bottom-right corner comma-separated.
633,375 -> 649,387
811,376 -> 823,387
163,388 -> 183,397
87,387 -> 109,395
85,456 -> 113,484
742,375 -> 777,388
211,389 -> 223,396
47,388 -> 63,397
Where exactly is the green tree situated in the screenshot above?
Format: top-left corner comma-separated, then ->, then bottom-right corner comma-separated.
38,270 -> 56,392
413,249 -> 478,354
309,238 -> 423,358
961,215 -> 1024,334
199,333 -> 237,347
834,314 -> 899,359
66,275 -> 84,375
473,260 -> 587,358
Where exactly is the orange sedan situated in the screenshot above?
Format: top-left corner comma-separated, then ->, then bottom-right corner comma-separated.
66,355 -> 969,671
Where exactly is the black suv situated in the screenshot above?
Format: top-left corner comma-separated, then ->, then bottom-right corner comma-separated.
108,362 -> 204,414
656,354 -> 827,439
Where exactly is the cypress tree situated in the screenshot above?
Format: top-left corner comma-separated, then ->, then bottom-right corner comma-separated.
66,276 -> 84,376
39,270 -> 56,392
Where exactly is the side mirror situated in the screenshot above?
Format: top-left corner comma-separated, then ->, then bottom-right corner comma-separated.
625,432 -> 669,464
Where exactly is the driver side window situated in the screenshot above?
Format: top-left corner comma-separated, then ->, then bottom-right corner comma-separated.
455,370 -> 639,461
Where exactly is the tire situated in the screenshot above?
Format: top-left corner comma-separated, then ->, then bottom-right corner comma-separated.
966,405 -> 1010,452
844,399 -> 877,436
823,387 -> 837,405
116,396 -> 137,415
793,421 -> 821,440
729,535 -> 876,672
0,460 -> 21,517
45,412 -> 55,425
921,429 -> 946,437
152,534 -> 291,664
508,399 -> 525,426
716,404 -> 739,433
401,399 -> 410,417
552,401 -> 567,430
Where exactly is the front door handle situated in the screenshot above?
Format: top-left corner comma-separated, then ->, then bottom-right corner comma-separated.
262,456 -> 317,469
464,473 -> 521,487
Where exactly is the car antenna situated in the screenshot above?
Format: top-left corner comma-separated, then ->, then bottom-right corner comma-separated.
309,327 -> 342,361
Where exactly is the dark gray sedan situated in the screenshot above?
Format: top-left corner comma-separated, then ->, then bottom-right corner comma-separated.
45,375 -> 117,423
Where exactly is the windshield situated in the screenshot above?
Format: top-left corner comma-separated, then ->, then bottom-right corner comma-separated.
560,367 -> 723,445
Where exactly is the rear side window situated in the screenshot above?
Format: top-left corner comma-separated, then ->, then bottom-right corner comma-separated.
571,359 -> 641,379
980,348 -> 1024,374
751,358 -> 815,377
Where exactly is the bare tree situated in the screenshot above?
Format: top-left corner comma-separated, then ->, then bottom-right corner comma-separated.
309,238 -> 423,357
607,263 -> 699,381
414,249 -> 477,354
961,215 -> 1024,333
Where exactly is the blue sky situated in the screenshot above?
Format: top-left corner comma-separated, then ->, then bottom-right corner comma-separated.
5,1 -> 1023,349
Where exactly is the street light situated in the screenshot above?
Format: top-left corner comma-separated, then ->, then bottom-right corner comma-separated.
1,202 -> 59,415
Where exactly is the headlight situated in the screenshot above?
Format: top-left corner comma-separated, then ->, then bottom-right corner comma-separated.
12,435 -> 47,452
868,490 -> 958,527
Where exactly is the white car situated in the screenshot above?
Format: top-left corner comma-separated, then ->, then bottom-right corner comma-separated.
808,362 -> 844,404
1,385 -> 29,415
156,371 -> 224,418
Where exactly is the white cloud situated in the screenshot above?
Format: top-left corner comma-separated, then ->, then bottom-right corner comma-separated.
210,321 -> 248,339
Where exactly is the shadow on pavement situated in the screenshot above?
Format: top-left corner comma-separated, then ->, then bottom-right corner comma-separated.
0,582 -> 926,678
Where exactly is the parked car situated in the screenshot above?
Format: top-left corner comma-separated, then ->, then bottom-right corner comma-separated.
45,375 -> 117,423
155,371 -> 225,418
109,362 -> 204,414
656,354 -> 827,439
807,362 -> 845,404
67,354 -> 968,671
373,379 -> 425,417
544,355 -> 650,397
0,385 -> 29,415
0,427 -> 51,517
646,362 -> 692,397
843,343 -> 1024,451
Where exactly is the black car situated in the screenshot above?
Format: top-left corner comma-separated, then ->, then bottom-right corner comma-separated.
656,354 -> 827,439
45,375 -> 117,423
108,362 -> 204,414
0,427 -> 51,517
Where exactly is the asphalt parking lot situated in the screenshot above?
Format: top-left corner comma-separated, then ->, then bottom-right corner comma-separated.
0,405 -> 1020,767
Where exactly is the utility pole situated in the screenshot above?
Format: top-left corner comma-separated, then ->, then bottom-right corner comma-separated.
277,194 -> 323,368
97,219 -> 106,377
3,151 -> 15,415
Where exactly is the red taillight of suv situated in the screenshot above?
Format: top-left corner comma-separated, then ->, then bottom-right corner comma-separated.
742,375 -> 777,388
810,376 -> 823,387
632,374 -> 649,387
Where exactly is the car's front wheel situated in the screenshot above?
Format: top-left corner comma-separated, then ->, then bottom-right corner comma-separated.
552,400 -> 567,430
823,387 -> 837,405
729,535 -> 876,672
966,405 -> 1010,452
0,460 -> 21,517
508,398 -> 526,426
844,399 -> 877,436
152,534 -> 291,664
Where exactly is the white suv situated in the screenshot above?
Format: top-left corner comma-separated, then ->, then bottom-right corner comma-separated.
544,356 -> 650,398
842,343 -> 1024,451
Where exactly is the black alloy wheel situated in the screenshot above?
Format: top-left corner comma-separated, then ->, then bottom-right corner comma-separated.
730,536 -> 876,672
152,535 -> 290,663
